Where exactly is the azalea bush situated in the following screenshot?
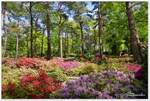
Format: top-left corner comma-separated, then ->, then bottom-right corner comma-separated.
66,63 -> 100,76
54,70 -> 144,99
2,69 -> 62,99
20,69 -> 62,98
2,66 -> 38,84
2,81 -> 28,98
2,57 -> 41,69
47,67 -> 69,82
50,58 -> 81,71
16,57 -> 40,69
2,58 -> 17,68
126,64 -> 143,79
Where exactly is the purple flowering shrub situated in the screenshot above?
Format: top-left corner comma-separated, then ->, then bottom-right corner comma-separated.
54,70 -> 144,99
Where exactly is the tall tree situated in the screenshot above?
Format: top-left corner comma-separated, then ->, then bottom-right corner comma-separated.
56,2 -> 68,57
45,3 -> 51,60
2,2 -> 7,58
29,2 -> 34,57
98,2 -> 104,58
126,2 -> 142,63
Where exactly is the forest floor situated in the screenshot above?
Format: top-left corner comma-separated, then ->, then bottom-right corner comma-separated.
2,56 -> 147,99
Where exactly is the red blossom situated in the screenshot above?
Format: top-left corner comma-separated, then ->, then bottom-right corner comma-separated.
20,69 -> 62,98
32,80 -> 41,87
7,82 -> 15,96
2,84 -> 7,93
16,57 -> 39,68
20,75 -> 36,86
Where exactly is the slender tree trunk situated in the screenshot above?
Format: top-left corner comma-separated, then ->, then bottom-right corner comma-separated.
16,33 -> 19,59
29,2 -> 33,57
16,20 -> 20,59
58,15 -> 62,57
46,7 -> 51,60
41,30 -> 44,57
94,29 -> 97,53
2,2 -> 7,58
60,34 -> 63,58
67,33 -> 69,55
34,38 -> 37,56
79,22 -> 84,55
34,18 -> 39,56
71,33 -> 74,53
98,2 -> 103,58
27,37 -> 29,57
126,2 -> 142,63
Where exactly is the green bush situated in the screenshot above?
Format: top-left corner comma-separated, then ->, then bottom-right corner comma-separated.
47,67 -> 68,82
66,63 -> 101,76
2,66 -> 38,84
2,82 -> 28,99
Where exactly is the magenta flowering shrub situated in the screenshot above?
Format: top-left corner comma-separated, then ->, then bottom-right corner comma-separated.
55,70 -> 144,99
51,58 -> 81,71
127,64 -> 143,79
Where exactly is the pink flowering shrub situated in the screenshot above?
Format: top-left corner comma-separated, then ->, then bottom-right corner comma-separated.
51,58 -> 81,71
127,64 -> 143,79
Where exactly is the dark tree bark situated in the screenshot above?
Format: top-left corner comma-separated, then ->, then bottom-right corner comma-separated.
41,29 -> 44,57
93,29 -> 97,53
46,5 -> 51,60
58,15 -> 62,57
29,2 -> 33,57
98,2 -> 103,58
66,33 -> 69,55
126,2 -> 142,63
79,21 -> 84,55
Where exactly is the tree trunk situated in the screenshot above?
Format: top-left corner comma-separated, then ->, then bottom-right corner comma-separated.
29,2 -> 33,57
98,2 -> 103,58
2,2 -> 7,58
79,22 -> 84,55
41,29 -> 44,57
60,34 -> 63,58
67,33 -> 69,55
34,17 -> 39,56
16,33 -> 19,59
94,29 -> 97,53
27,37 -> 29,57
46,7 -> 51,60
58,11 -> 61,57
34,38 -> 37,56
126,2 -> 142,63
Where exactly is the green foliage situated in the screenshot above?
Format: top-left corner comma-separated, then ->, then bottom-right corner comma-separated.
47,67 -> 69,82
2,66 -> 38,84
66,63 -> 100,76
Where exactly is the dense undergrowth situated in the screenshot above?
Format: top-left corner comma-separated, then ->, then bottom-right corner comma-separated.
2,56 -> 147,99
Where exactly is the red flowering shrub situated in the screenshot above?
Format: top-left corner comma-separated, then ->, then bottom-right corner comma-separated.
16,57 -> 39,69
127,64 -> 143,79
20,69 -> 62,98
2,82 -> 15,97
2,84 -> 8,93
